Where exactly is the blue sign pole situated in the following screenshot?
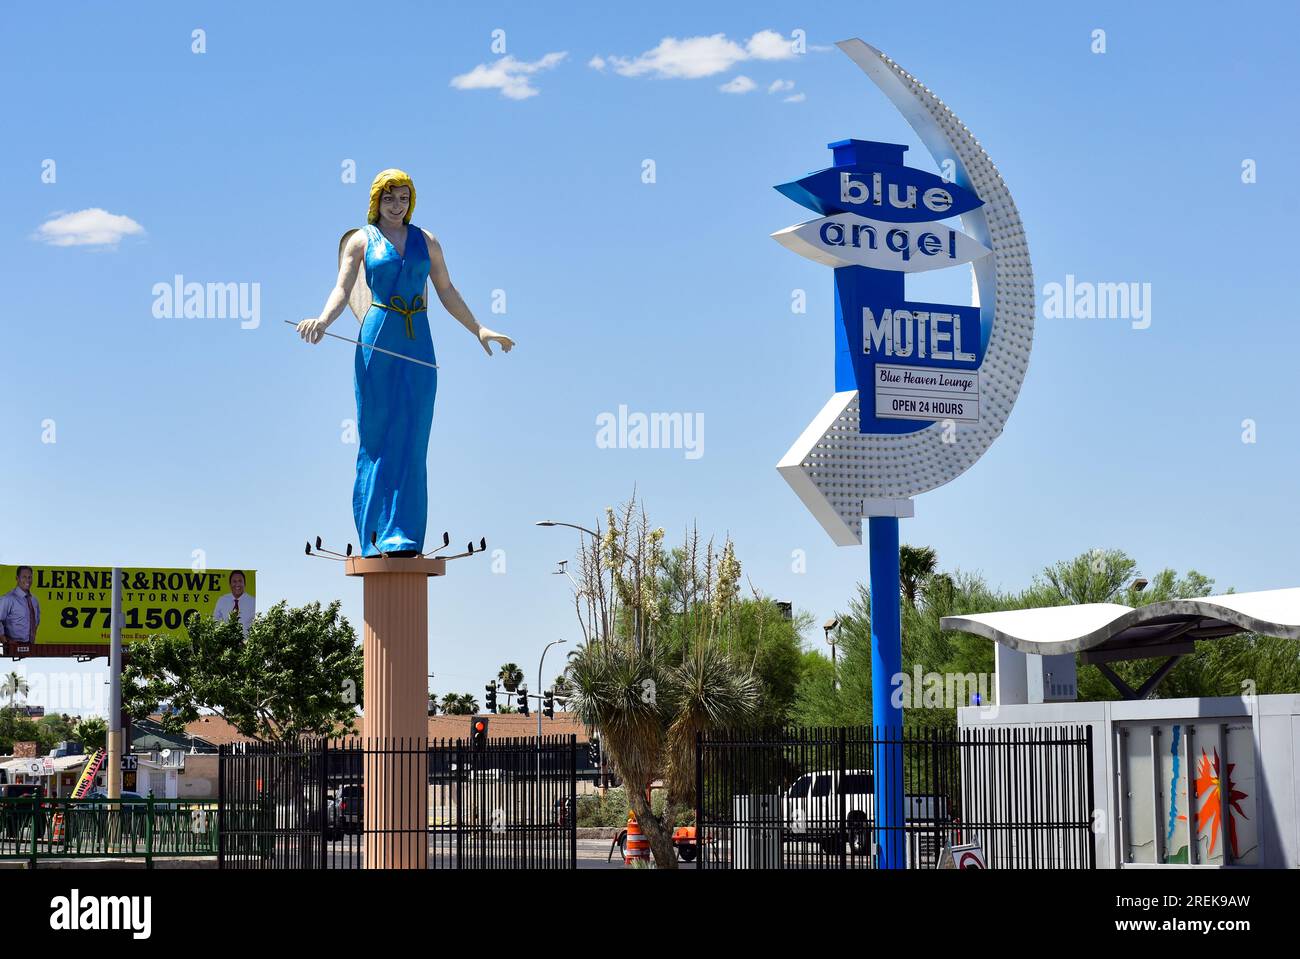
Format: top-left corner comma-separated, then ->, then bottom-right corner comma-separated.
867,515 -> 905,868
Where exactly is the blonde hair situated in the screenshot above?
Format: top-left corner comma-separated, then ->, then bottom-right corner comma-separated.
367,169 -> 417,224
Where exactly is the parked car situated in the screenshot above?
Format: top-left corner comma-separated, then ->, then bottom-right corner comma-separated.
782,770 -> 947,855
84,789 -> 146,802
335,784 -> 363,833
80,790 -> 150,835
306,793 -> 343,839
553,797 -> 573,827
0,783 -> 45,839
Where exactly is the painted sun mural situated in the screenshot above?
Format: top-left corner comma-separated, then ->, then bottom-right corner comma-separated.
1179,746 -> 1250,860
1123,721 -> 1257,865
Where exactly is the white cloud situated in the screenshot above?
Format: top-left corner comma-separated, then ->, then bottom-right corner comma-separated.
601,30 -> 797,80
450,52 -> 568,100
746,29 -> 798,61
719,75 -> 756,94
784,93 -> 806,103
588,55 -> 606,71
768,79 -> 795,94
34,208 -> 144,247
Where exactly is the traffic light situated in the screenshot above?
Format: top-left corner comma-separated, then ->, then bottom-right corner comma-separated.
517,686 -> 530,717
470,716 -> 488,749
587,737 -> 600,768
542,689 -> 555,720
484,682 -> 497,713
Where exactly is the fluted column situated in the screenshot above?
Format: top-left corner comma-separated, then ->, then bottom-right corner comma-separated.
346,555 -> 443,868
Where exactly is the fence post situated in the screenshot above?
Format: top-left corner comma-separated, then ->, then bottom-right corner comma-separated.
1085,724 -> 1096,869
570,734 -> 578,869
219,744 -> 228,868
30,796 -> 38,869
838,726 -> 847,870
695,731 -> 704,868
454,739 -> 464,869
319,739 -> 329,870
145,792 -> 155,869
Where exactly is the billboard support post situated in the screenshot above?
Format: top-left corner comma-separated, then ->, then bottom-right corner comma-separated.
107,566 -> 123,800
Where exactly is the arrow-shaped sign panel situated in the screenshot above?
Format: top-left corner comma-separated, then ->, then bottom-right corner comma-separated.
771,213 -> 991,273
775,163 -> 984,222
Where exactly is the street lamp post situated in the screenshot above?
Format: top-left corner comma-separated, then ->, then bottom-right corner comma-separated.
823,616 -> 840,691
536,519 -> 641,644
537,638 -> 566,826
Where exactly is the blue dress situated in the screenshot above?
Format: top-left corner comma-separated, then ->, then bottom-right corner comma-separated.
353,223 -> 437,556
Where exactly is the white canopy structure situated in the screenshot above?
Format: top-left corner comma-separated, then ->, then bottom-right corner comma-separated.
941,587 -> 1300,700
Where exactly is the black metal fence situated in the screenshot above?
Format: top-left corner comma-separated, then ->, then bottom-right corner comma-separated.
218,736 -> 578,869
696,725 -> 1095,869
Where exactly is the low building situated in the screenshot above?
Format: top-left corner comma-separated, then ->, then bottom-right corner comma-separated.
947,587 -> 1300,869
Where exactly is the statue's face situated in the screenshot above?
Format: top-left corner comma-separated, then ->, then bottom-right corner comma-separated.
380,186 -> 411,224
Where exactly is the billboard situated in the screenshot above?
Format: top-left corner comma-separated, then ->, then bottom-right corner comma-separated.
0,565 -> 256,657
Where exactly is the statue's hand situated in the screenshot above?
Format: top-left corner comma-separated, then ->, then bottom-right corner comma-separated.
478,327 -> 515,356
297,317 -> 329,344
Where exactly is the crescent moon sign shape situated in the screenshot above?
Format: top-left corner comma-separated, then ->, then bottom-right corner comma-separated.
776,40 -> 1035,545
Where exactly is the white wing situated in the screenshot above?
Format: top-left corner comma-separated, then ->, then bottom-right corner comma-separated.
339,229 -> 372,323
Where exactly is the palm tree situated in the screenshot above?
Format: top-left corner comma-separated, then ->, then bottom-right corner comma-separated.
1,671 -> 28,708
552,674 -> 572,708
497,663 -> 524,692
899,544 -> 938,608
438,693 -> 479,716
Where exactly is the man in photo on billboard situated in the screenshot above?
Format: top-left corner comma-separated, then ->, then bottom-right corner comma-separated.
212,570 -> 254,632
0,566 -> 40,645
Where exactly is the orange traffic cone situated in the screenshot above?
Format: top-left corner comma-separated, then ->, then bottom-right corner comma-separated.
624,810 -> 650,865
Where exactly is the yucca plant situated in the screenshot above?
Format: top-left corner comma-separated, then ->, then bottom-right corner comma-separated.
565,495 -> 760,868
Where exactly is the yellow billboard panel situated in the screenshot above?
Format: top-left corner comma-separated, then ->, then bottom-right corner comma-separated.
0,565 -> 257,645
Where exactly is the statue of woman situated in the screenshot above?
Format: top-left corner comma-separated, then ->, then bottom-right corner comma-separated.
297,169 -> 514,556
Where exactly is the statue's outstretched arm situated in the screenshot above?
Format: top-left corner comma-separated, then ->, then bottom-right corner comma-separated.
297,231 -> 367,344
424,229 -> 514,356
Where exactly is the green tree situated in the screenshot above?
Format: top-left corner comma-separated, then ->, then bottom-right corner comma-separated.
1,671 -> 29,708
796,546 -> 1300,723
656,596 -> 808,729
0,707 -> 42,755
794,565 -> 1013,729
75,716 -> 108,751
1031,548 -> 1137,605
35,713 -> 78,754
122,601 -> 363,743
566,497 -> 762,869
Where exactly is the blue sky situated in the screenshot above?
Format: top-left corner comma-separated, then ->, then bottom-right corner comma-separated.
2,1 -> 1297,715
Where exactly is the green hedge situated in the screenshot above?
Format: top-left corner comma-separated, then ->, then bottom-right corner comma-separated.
576,788 -> 694,828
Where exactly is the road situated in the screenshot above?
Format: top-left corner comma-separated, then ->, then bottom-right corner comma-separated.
315,836 -> 696,869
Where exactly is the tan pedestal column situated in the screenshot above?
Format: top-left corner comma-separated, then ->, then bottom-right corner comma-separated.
345,555 -> 444,869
